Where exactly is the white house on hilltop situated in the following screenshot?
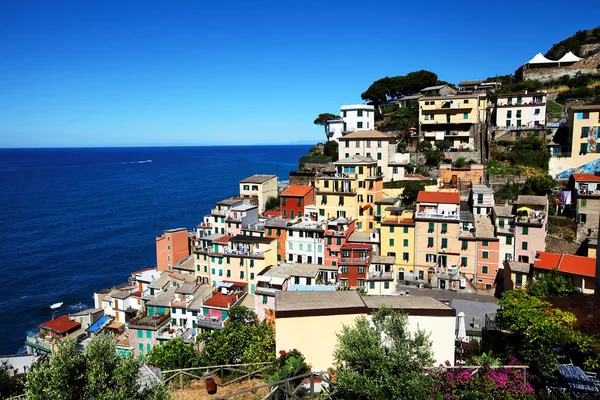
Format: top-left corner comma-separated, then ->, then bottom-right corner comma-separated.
327,104 -> 375,141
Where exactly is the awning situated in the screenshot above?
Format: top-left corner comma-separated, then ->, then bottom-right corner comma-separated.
257,276 -> 271,283
270,277 -> 286,286
361,204 -> 372,211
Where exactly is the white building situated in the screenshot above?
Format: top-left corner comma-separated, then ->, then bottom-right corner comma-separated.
470,184 -> 495,215
325,119 -> 344,141
492,205 -> 516,263
286,221 -> 326,265
365,255 -> 395,295
340,104 -> 375,133
495,92 -> 547,130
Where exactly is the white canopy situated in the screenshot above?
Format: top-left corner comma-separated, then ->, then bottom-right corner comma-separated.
457,311 -> 468,342
527,53 -> 557,64
558,51 -> 582,63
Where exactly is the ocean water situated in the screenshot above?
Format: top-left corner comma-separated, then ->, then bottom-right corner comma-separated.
0,145 -> 309,354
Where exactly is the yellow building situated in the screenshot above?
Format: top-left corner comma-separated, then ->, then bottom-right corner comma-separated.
380,209 -> 416,281
316,155 -> 383,232
418,94 -> 487,149
550,104 -> 600,178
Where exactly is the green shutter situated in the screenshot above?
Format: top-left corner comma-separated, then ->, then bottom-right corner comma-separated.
428,237 -> 434,247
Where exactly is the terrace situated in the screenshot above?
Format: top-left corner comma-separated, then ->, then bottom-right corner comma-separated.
129,312 -> 171,329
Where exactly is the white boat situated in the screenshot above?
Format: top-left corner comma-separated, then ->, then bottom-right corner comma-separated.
50,302 -> 63,309
138,160 -> 152,164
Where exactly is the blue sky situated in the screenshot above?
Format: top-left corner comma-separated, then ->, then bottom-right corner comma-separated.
0,1 -> 599,147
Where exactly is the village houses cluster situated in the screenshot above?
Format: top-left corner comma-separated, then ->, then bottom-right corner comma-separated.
23,51 -> 600,372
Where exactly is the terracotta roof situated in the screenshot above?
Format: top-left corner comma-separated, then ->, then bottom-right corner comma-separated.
338,130 -> 395,141
533,251 -> 562,271
534,252 -> 596,278
341,243 -> 373,250
572,174 -> 600,182
214,236 -> 232,244
263,210 -> 282,217
558,255 -> 596,278
417,191 -> 460,204
281,186 -> 314,197
40,315 -> 81,334
203,292 -> 243,309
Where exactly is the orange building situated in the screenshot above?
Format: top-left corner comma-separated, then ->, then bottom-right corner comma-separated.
439,164 -> 484,187
280,185 -> 315,219
265,219 -> 288,263
156,228 -> 190,272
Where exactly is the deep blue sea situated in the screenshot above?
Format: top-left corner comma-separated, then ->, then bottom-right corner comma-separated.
0,145 -> 309,354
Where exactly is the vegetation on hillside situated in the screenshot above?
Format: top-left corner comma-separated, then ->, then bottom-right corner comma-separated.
361,70 -> 449,107
545,26 -> 600,59
490,136 -> 551,173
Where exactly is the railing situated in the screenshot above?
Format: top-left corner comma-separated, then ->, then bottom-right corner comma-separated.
224,248 -> 264,258
415,211 -> 459,220
339,257 -> 368,265
368,271 -> 393,280
196,317 -> 224,330
197,222 -> 212,229
211,209 -> 228,216
25,336 -> 53,352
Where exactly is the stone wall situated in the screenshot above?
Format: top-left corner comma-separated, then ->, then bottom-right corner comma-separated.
522,67 -> 597,83
289,171 -> 317,187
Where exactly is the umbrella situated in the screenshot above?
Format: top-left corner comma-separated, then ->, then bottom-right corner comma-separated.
457,311 -> 468,342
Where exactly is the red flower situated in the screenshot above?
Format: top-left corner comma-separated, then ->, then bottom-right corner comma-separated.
279,350 -> 286,355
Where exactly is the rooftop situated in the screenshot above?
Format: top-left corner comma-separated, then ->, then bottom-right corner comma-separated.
203,291 -> 244,309
417,191 -> 460,204
338,130 -> 395,141
504,260 -> 531,274
420,94 -> 480,101
260,263 -> 321,279
263,210 -> 282,218
471,184 -> 494,194
40,315 -> 81,334
276,291 -> 365,313
229,235 -> 273,244
517,195 -> 548,207
421,84 -> 453,91
216,198 -> 242,206
175,282 -> 201,295
363,296 -> 455,315
371,255 -> 395,264
534,252 -> 596,278
474,215 -> 497,239
572,173 -> 600,182
348,232 -> 374,243
569,104 -> 600,112
281,185 -> 314,197
147,287 -> 177,307
335,154 -> 377,165
240,174 -> 277,184
173,255 -> 194,272
493,205 -> 515,218
340,104 -> 374,110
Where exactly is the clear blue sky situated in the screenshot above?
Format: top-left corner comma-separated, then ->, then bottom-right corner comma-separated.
0,0 -> 599,147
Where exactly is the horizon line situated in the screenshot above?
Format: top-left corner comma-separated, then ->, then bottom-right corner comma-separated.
0,143 -> 316,150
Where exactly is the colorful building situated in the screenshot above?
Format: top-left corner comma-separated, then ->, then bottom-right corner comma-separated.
418,94 -> 487,149
566,173 -> 600,241
337,130 -> 398,181
366,255 -> 395,294
380,209 -> 416,281
492,204 -> 516,263
474,215 -> 500,289
338,243 -> 372,288
265,218 -> 289,263
494,92 -> 547,136
514,195 -> 548,264
156,228 -> 190,272
470,184 -> 495,215
239,174 -> 278,213
533,251 -> 596,294
279,185 -> 315,220
286,220 -> 325,265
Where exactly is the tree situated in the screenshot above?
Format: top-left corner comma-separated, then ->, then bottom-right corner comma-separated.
199,306 -> 275,367
401,180 -> 426,205
520,173 -> 556,196
361,71 -> 439,107
147,337 -> 202,374
25,335 -> 169,400
313,113 -> 340,139
526,269 -> 576,297
0,360 -> 26,398
453,157 -> 467,168
424,150 -> 444,166
333,307 -> 434,400
416,140 -> 432,153
323,140 -> 339,161
434,140 -> 452,151
264,196 -> 280,212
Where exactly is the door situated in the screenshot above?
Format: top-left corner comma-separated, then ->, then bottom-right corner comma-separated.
440,280 -> 446,290
250,284 -> 255,294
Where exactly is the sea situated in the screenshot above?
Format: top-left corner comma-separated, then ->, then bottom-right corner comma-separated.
0,145 -> 310,354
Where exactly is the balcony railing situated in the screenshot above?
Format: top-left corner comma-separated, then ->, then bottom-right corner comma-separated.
339,257 -> 369,265
415,211 -> 459,220
224,248 -> 265,258
368,271 -> 393,280
196,316 -> 224,330
211,209 -> 227,216
25,335 -> 54,352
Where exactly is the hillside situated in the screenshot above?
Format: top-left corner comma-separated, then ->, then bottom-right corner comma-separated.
545,26 -> 600,59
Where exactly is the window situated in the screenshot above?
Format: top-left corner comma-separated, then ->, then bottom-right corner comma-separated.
579,213 -> 587,223
499,218 -> 505,228
461,257 -> 467,266
463,113 -> 468,120
534,108 -> 540,115
357,122 -> 363,129
139,343 -> 144,352
581,142 -> 588,155
369,281 -> 375,289
358,279 -> 365,288
389,238 -> 394,246
482,251 -> 489,259
441,223 -> 447,233
482,240 -> 488,246
358,266 -> 364,274
319,208 -> 325,216
477,193 -> 483,204
366,152 -> 371,158
384,282 -> 390,289
464,99 -> 469,103
341,266 -> 348,274
506,119 -> 511,127
428,223 -> 434,233
240,271 -> 244,279
402,252 -> 409,261
482,266 -> 489,274
137,330 -> 143,338
506,236 -> 513,245
582,126 -> 590,138
377,140 -> 382,148
516,110 -> 522,118
377,153 -> 382,160
243,185 -> 249,190
403,226 -> 409,234
516,119 -> 521,127
441,238 -> 447,248
403,239 -> 409,247
522,242 -> 528,250
426,254 -> 436,263
427,237 -> 434,248
357,110 -> 363,117
522,227 -> 528,235
581,199 -> 587,207
515,274 -> 523,286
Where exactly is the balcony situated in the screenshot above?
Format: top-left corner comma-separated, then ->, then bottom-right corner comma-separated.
196,316 -> 224,330
211,209 -> 227,216
255,286 -> 278,296
156,327 -> 184,341
516,211 -> 546,226
197,222 -> 212,229
141,289 -> 152,300
496,226 -> 515,235
415,211 -> 459,220
224,248 -> 264,258
25,335 -> 54,353
368,271 -> 393,280
339,257 -> 369,265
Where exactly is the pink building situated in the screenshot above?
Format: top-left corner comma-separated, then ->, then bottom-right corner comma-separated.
196,281 -> 246,332
225,203 -> 259,236
474,215 -> 500,289
514,195 -> 548,264
324,218 -> 356,267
